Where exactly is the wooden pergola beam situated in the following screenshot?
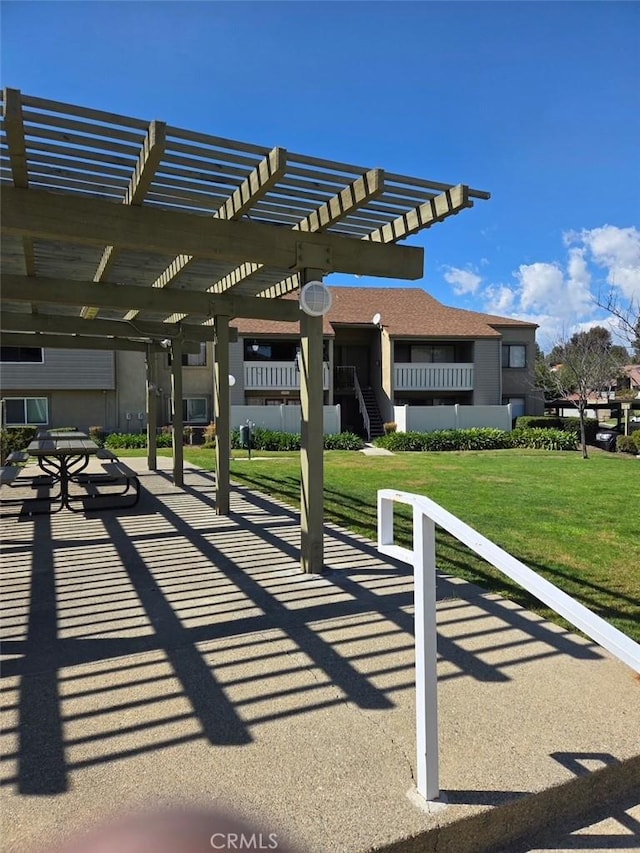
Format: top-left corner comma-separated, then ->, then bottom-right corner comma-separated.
2,186 -> 424,279
128,147 -> 288,322
211,168 -> 386,296
1,274 -> 301,321
0,331 -> 201,353
364,184 -> 472,243
83,120 -> 167,319
0,312 -> 220,342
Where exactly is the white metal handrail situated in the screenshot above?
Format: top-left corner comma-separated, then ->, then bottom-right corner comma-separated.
377,488 -> 640,803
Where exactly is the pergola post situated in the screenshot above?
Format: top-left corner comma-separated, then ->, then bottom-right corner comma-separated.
145,347 -> 158,471
214,316 -> 231,515
170,338 -> 184,487
300,271 -> 325,574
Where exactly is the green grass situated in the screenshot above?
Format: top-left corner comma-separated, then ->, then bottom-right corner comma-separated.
120,447 -> 640,641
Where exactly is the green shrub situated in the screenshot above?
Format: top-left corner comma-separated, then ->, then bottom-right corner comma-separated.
323,432 -> 365,450
616,435 -> 638,454
515,416 -> 564,430
634,431 -> 640,453
0,427 -> 37,463
558,416 -> 599,443
510,427 -> 577,451
374,428 -> 512,452
105,432 -> 172,449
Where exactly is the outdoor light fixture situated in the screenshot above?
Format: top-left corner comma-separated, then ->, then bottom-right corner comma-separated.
299,281 -> 332,317
251,340 -> 260,352
159,338 -> 172,349
372,312 -> 383,329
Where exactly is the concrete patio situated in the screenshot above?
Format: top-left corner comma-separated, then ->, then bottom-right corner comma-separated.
1,458 -> 639,853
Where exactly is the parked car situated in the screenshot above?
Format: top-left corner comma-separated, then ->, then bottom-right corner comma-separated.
594,426 -> 620,452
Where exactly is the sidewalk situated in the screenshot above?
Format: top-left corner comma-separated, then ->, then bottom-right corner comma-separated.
1,461 -> 638,852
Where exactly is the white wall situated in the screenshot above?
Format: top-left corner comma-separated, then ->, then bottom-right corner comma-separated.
393,404 -> 513,433
231,404 -> 341,435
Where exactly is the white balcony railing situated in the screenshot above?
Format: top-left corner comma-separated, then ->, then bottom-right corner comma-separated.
394,363 -> 474,391
244,361 -> 330,391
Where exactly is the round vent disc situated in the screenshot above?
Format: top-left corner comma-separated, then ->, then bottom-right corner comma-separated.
299,281 -> 333,317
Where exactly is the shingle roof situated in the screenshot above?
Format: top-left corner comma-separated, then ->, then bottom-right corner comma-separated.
232,286 -> 537,339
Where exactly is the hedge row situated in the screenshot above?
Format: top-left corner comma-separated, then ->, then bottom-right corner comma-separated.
104,429 -> 365,452
0,427 -> 38,464
230,428 -> 365,451
105,432 -> 173,449
515,415 -> 599,442
373,427 -> 577,452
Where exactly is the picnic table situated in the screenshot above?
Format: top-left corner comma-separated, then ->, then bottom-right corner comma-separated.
26,433 -> 101,512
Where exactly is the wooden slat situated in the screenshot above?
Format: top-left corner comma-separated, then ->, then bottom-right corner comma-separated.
216,147 -> 287,220
166,125 -> 269,157
85,122 -> 167,318
3,89 -> 36,278
23,138 -> 137,169
133,148 -> 288,323
364,184 -> 472,243
22,109 -> 146,145
22,94 -> 149,129
24,125 -> 142,158
212,169 -> 385,296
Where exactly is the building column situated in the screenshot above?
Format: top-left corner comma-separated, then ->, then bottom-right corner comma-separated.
214,316 -> 231,515
145,347 -> 158,471
299,272 -> 325,574
170,338 -> 184,487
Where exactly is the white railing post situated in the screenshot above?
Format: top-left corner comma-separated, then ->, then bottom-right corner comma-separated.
413,507 -> 440,801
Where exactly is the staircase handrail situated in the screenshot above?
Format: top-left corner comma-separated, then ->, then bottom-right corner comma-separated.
377,487 -> 640,804
353,371 -> 371,441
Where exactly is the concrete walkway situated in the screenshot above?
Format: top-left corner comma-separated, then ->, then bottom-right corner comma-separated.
1,459 -> 638,853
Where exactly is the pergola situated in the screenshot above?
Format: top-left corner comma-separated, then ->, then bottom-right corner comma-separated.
0,88 -> 489,573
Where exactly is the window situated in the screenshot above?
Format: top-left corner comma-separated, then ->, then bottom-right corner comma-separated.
4,397 -> 48,425
394,343 -> 457,363
244,339 -> 329,361
182,398 -> 208,423
167,343 -> 207,367
0,346 -> 43,363
502,344 -> 527,368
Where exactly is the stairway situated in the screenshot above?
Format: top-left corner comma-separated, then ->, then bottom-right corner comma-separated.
360,387 -> 385,439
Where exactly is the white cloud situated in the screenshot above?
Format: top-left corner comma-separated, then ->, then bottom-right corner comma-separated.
566,225 -> 640,301
484,284 -> 515,314
442,226 -> 638,351
442,266 -> 482,295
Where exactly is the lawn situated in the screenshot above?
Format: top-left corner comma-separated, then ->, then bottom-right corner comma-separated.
125,447 -> 640,641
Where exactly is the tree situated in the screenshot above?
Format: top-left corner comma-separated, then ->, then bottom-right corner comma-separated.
546,326 -> 627,458
597,291 -> 640,359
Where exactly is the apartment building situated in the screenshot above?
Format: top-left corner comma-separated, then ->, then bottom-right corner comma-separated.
1,286 -> 542,435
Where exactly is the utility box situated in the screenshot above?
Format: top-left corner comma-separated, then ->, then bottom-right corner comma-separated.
239,424 -> 252,449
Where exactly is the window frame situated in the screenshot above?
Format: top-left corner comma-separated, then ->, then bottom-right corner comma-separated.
0,346 -> 44,364
502,344 -> 527,369
3,396 -> 49,426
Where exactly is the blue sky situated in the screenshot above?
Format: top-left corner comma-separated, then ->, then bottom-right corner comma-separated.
2,0 -> 638,350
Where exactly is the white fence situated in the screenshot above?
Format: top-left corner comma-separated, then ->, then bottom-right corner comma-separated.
231,404 -> 341,435
377,488 -> 640,803
393,404 -> 513,433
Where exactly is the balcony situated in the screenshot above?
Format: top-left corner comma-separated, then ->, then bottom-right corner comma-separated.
394,363 -> 474,391
244,361 -> 330,391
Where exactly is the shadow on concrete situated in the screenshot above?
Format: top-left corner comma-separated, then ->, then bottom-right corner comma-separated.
0,469 -> 604,798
